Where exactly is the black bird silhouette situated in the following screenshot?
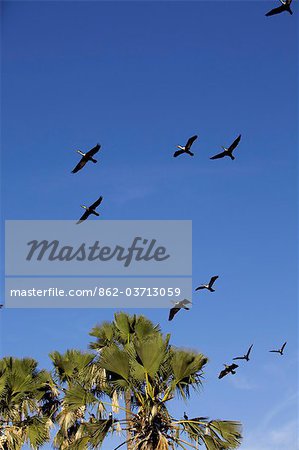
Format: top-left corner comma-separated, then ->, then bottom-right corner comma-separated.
71,143 -> 101,173
269,341 -> 287,355
218,363 -> 239,379
77,196 -> 103,224
210,135 -> 241,161
233,344 -> 253,362
183,412 -> 208,421
173,135 -> 198,157
195,276 -> 219,292
168,299 -> 191,321
265,0 -> 293,16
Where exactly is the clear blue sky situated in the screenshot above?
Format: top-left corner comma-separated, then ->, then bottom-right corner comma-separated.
1,1 -> 298,449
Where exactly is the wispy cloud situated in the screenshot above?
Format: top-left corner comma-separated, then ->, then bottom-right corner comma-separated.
229,374 -> 258,391
241,393 -> 298,450
241,419 -> 298,450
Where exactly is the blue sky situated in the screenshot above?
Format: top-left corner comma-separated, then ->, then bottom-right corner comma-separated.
1,1 -> 298,449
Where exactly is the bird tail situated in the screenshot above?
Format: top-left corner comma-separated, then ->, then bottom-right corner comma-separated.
91,158 -> 97,163
230,155 -> 235,161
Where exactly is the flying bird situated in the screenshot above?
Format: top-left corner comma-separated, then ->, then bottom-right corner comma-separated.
269,341 -> 287,355
168,299 -> 191,321
173,135 -> 198,158
77,196 -> 103,224
233,344 -> 253,362
210,135 -> 241,161
71,143 -> 101,173
218,363 -> 239,379
195,276 -> 219,292
265,0 -> 293,16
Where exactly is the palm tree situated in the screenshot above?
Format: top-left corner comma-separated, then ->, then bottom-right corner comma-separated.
0,357 -> 58,450
89,312 -> 161,450
54,313 -> 242,450
49,349 -> 105,449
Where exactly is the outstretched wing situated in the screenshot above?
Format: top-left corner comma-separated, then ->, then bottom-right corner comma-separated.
76,211 -> 90,224
218,368 -> 228,379
195,285 -> 205,291
180,299 -> 191,306
209,275 -> 219,288
230,364 -> 239,370
173,149 -> 186,158
269,350 -> 279,353
210,150 -> 227,160
265,5 -> 286,16
185,135 -> 198,151
169,307 -> 180,321
232,356 -> 244,361
281,341 -> 287,352
86,143 -> 101,157
71,157 -> 87,174
90,196 -> 103,210
246,344 -> 253,357
228,134 -> 241,152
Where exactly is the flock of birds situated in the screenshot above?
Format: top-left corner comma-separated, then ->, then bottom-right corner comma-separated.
168,277 -> 288,379
71,133 -> 242,223
1,0 -> 293,386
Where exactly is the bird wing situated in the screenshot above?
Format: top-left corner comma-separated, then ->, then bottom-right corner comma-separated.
180,299 -> 191,306
265,5 -> 286,15
195,285 -> 205,291
90,196 -> 103,210
218,368 -> 228,379
246,344 -> 253,357
86,144 -> 101,157
185,135 -> 198,151
76,211 -> 90,224
281,342 -> 287,352
232,356 -> 244,361
230,364 -> 239,370
71,157 -> 87,173
269,350 -> 279,353
228,135 -> 241,152
210,150 -> 227,160
286,0 -> 292,5
173,149 -> 186,158
209,275 -> 219,288
168,307 -> 180,321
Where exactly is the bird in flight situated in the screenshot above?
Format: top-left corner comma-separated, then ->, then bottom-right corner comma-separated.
233,344 -> 253,362
195,276 -> 219,292
168,299 -> 191,321
218,363 -> 239,379
173,135 -> 198,158
265,0 -> 293,16
71,143 -> 101,173
210,134 -> 241,161
77,196 -> 103,224
269,341 -> 287,355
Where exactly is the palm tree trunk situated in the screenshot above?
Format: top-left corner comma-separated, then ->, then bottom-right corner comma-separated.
125,391 -> 133,450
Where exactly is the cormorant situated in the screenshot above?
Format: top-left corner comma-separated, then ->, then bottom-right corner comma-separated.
210,135 -> 241,161
71,143 -> 101,173
233,344 -> 253,362
173,135 -> 198,158
77,196 -> 103,224
195,276 -> 219,292
168,299 -> 191,321
265,0 -> 293,16
269,341 -> 287,355
218,363 -> 239,379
